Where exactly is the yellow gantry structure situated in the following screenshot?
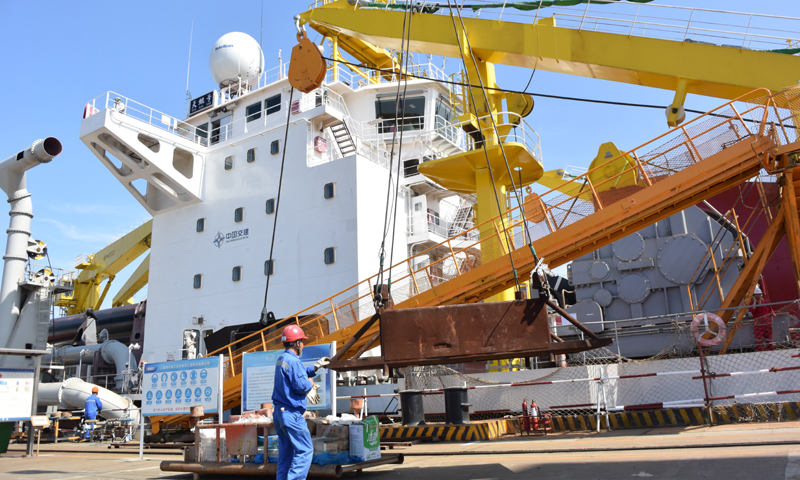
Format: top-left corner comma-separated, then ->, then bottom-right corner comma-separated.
54,220 -> 151,315
299,0 -> 800,126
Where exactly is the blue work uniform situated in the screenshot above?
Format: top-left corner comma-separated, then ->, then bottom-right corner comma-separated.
271,349 -> 316,480
84,393 -> 102,439
84,393 -> 103,420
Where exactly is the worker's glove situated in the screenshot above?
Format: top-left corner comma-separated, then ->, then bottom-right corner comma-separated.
306,384 -> 321,405
314,357 -> 331,370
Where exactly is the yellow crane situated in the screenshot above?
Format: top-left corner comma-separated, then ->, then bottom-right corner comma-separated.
55,220 -> 151,315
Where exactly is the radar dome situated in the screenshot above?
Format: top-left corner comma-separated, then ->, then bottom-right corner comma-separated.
209,32 -> 265,88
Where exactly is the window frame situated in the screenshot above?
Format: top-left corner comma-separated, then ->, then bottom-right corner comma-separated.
266,94 -> 281,116
193,274 -> 202,289
264,259 -> 274,276
265,198 -> 275,214
324,247 -> 336,265
247,147 -> 256,163
224,155 -> 233,170
234,207 -> 244,223
245,101 -> 262,123
232,266 -> 242,282
270,140 -> 280,155
196,218 -> 205,232
323,182 -> 335,199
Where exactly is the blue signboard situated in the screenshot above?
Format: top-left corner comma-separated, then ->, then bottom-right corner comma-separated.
241,344 -> 332,412
141,357 -> 221,416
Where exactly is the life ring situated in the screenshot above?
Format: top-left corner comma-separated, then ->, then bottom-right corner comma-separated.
691,312 -> 727,346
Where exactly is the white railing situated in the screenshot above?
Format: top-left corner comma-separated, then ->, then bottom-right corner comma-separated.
424,0 -> 800,52
407,214 -> 478,241
418,111 -> 543,162
86,92 -> 202,143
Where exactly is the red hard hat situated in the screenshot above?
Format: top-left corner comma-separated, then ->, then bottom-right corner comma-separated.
281,325 -> 309,343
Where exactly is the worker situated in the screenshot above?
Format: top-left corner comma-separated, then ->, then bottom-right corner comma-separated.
184,330 -> 197,359
749,285 -> 776,352
83,386 -> 103,439
271,325 -> 330,480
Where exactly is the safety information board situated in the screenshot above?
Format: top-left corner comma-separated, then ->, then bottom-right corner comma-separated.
241,344 -> 332,412
0,369 -> 35,421
141,357 -> 221,416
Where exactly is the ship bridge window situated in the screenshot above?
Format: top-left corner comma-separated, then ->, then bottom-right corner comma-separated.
211,115 -> 232,145
435,98 -> 455,123
246,101 -> 262,123
196,123 -> 209,146
375,96 -> 425,133
234,207 -> 244,222
404,159 -> 419,177
266,94 -> 281,115
232,266 -> 242,282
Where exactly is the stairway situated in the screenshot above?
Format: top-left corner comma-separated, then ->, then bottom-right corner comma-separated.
150,88 -> 800,432
329,121 -> 356,157
448,198 -> 474,237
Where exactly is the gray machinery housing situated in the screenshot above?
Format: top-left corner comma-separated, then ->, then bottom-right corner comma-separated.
559,206 -> 744,357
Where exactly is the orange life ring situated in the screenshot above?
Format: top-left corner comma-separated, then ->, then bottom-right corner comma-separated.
691,312 -> 727,346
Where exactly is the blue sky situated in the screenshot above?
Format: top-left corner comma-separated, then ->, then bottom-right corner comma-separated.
0,0 -> 797,312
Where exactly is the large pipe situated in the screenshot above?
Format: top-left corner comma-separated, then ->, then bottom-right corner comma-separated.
38,377 -> 140,426
46,339 -> 135,389
0,138 -> 62,350
50,304 -> 138,346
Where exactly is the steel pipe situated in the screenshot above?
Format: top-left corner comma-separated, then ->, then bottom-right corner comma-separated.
0,137 -> 62,360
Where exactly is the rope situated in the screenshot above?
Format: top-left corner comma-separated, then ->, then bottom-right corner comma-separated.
453,3 -> 540,265
375,0 -> 413,308
260,87 -> 295,325
320,56 -> 780,125
446,0 -> 522,291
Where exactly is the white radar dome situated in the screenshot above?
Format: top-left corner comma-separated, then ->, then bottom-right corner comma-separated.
209,32 -> 265,88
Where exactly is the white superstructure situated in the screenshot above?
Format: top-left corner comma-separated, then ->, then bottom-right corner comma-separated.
79,33 -> 542,363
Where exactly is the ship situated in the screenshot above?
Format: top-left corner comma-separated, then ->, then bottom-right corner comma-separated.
3,0 -> 800,430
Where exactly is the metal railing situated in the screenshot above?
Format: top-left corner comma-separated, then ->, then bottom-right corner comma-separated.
205,86 -> 798,380
410,0 -> 800,52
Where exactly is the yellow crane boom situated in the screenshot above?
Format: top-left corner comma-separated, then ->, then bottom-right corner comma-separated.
299,0 -> 800,126
55,220 -> 151,314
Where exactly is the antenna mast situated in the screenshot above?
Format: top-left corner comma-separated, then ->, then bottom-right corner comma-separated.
186,20 -> 194,102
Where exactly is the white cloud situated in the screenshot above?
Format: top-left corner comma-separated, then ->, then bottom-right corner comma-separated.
46,203 -> 129,215
38,218 -> 118,243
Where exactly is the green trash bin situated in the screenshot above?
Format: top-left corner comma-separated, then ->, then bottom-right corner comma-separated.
0,422 -> 14,454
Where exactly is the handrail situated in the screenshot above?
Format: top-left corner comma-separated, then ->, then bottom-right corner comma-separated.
206,87 -> 796,379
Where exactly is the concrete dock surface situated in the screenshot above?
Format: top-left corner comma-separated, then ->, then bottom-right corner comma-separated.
2,421 -> 800,479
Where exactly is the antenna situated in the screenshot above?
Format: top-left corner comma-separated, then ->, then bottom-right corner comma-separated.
260,0 -> 264,52
185,20 -> 194,102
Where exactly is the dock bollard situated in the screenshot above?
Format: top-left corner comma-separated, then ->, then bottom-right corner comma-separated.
399,390 -> 425,426
443,387 -> 470,425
